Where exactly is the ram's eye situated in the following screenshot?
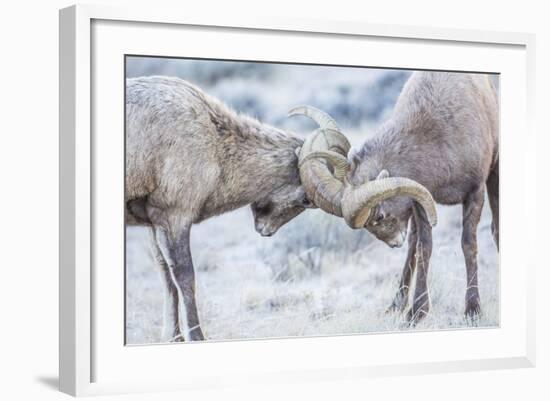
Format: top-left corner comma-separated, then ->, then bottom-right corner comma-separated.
301,196 -> 312,207
255,203 -> 273,215
371,212 -> 385,226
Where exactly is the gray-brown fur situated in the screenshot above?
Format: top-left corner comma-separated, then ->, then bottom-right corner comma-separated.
348,71 -> 499,320
126,76 -> 312,341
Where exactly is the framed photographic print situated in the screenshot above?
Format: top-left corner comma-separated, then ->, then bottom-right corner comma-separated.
59,3 -> 536,396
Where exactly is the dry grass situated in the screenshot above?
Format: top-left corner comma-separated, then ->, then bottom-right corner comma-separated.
125,201 -> 499,344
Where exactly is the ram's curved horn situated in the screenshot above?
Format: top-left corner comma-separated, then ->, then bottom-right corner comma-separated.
296,128 -> 351,216
289,106 -> 351,216
290,105 -> 438,228
298,150 -> 349,181
342,177 -> 438,228
288,105 -> 341,132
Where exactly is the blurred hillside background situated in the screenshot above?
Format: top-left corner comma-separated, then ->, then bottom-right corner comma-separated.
125,57 -> 499,344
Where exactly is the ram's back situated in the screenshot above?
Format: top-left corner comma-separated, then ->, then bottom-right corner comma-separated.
388,71 -> 499,203
125,76 -> 221,206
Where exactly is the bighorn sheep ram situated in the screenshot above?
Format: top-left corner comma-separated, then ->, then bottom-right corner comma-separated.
126,76 -> 317,341
292,71 -> 498,321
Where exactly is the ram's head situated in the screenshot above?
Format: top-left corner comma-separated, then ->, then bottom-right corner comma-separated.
290,106 -> 437,241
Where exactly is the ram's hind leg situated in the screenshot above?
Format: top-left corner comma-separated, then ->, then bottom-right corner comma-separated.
486,161 -> 499,250
388,219 -> 417,312
153,222 -> 205,342
148,227 -> 183,342
462,186 -> 485,317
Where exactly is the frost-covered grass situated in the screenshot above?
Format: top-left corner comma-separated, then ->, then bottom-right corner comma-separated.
125,58 -> 499,344
125,201 -> 499,344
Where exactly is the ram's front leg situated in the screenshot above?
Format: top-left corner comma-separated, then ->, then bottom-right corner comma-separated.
388,219 -> 417,312
153,222 -> 205,342
407,205 -> 432,323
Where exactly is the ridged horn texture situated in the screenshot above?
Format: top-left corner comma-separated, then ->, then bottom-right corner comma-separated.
288,106 -> 342,133
290,105 -> 438,228
289,106 -> 351,216
341,177 -> 438,228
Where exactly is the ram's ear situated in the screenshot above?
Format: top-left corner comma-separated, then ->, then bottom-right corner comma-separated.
348,149 -> 361,175
294,146 -> 301,158
376,169 -> 390,180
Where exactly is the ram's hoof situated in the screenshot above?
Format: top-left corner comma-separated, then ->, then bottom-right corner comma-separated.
464,302 -> 482,319
386,293 -> 408,313
406,304 -> 430,325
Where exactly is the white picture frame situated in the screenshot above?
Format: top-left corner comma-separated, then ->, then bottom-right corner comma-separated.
59,3 -> 536,397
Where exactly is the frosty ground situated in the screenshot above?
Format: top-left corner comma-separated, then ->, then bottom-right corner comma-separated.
125,58 -> 499,344
126,166 -> 499,344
